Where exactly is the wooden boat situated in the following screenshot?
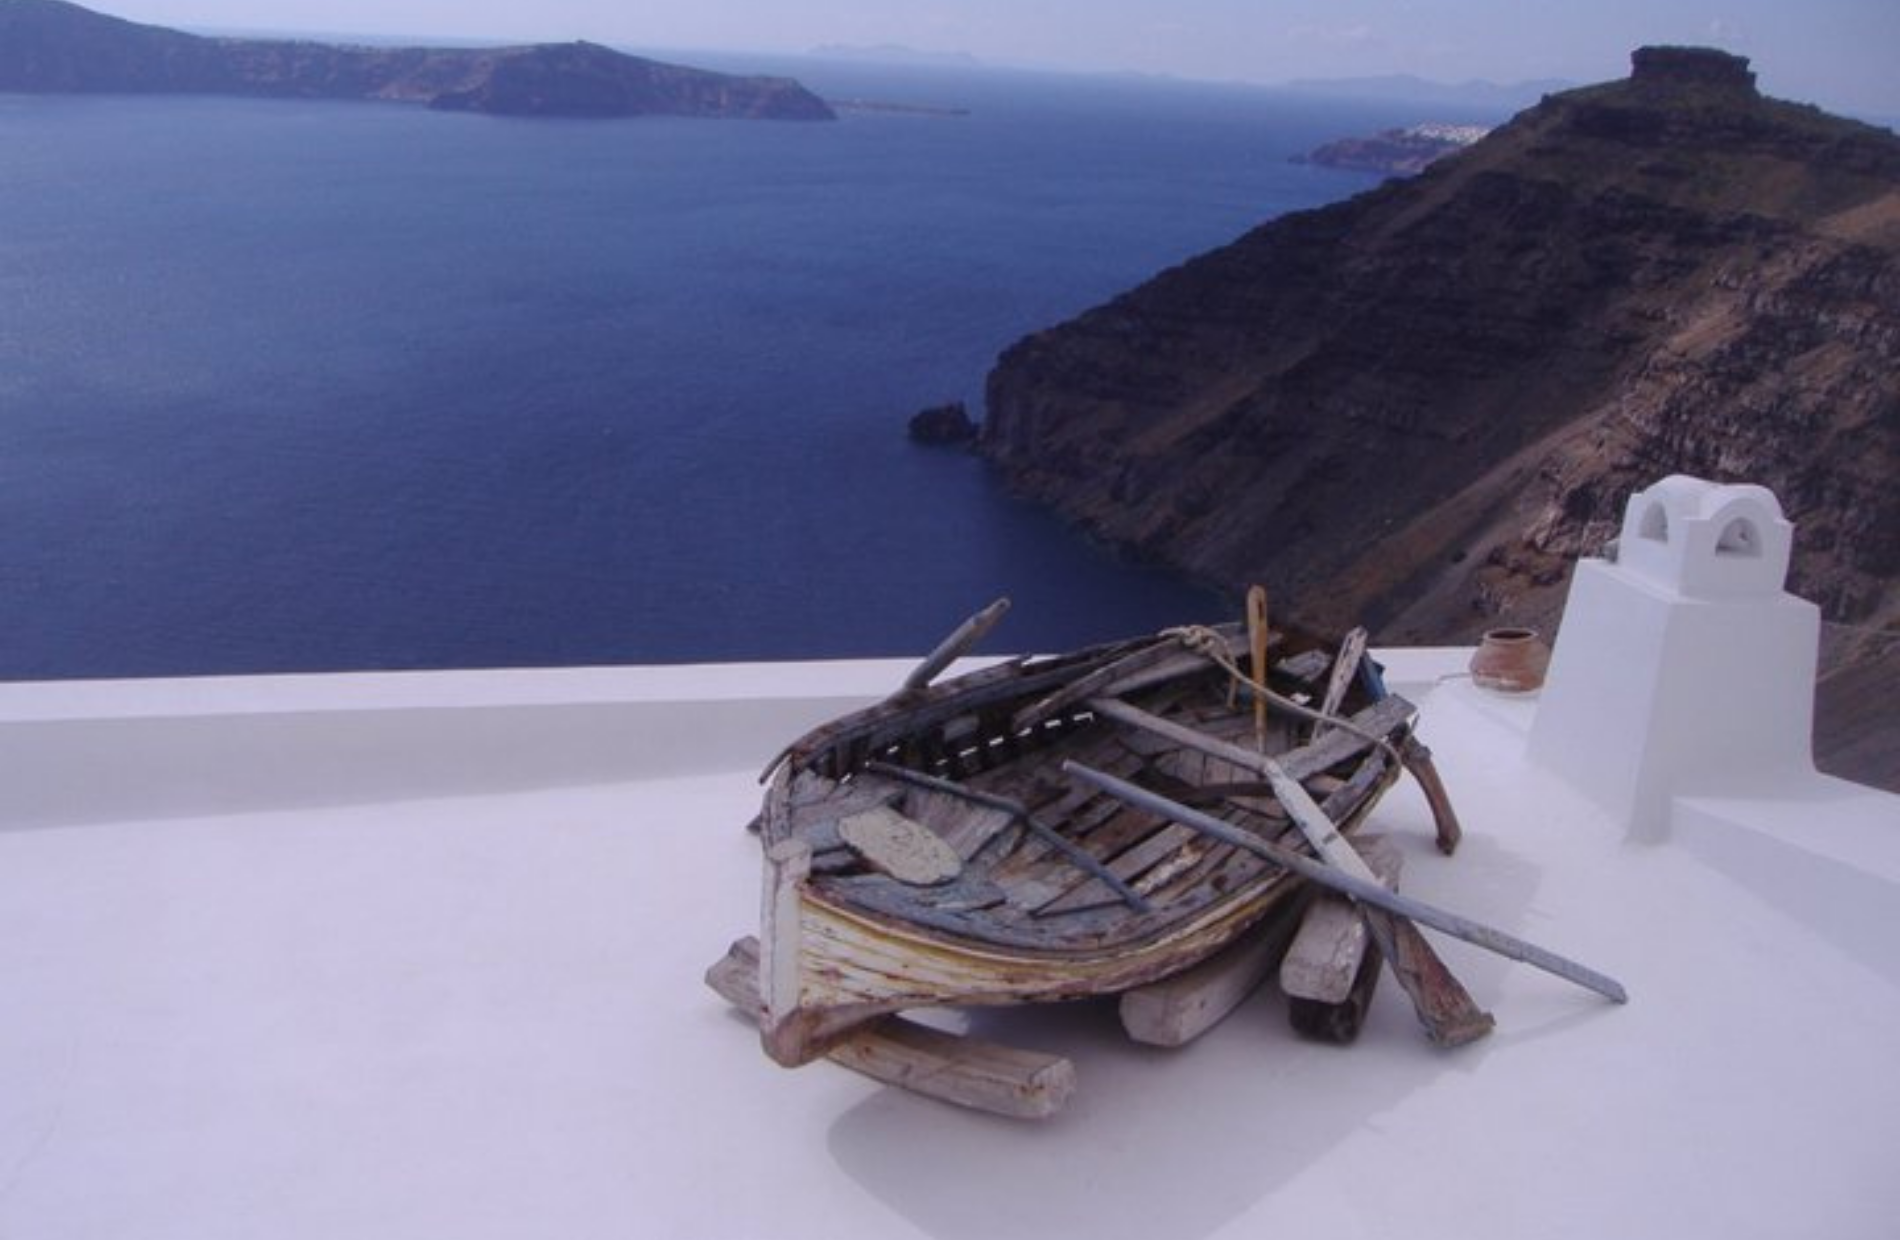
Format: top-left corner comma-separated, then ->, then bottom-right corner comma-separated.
728,600 -> 1467,1078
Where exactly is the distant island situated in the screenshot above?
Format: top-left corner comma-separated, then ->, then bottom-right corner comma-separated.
1295,122 -> 1491,176
0,0 -> 836,120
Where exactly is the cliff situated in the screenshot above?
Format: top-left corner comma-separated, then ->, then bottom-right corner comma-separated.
0,0 -> 835,119
982,47 -> 1899,650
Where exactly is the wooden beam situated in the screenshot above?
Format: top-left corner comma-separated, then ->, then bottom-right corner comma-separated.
1281,834 -> 1401,1004
707,937 -> 1077,1120
1119,891 -> 1309,1047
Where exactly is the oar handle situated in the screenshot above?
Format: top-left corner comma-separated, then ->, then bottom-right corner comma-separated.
1062,760 -> 1629,1005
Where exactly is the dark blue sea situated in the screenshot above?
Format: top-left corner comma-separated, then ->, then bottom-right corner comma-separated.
0,59 -> 1467,678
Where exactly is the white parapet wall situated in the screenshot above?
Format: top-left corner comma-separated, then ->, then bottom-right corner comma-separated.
1527,475 -> 1821,840
0,660 -> 916,830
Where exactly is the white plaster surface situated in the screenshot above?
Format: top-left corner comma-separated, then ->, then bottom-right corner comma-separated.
2,654 -> 1897,1240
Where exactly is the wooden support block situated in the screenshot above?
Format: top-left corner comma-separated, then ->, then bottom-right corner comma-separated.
1280,834 -> 1402,1004
706,937 -> 1077,1120
1288,934 -> 1384,1044
1118,893 -> 1309,1047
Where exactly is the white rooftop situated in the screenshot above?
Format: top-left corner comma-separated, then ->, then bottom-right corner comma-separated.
2,637 -> 1896,1239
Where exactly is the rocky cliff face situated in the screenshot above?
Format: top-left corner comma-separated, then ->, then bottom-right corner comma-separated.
982,48 -> 1899,658
0,0 -> 835,119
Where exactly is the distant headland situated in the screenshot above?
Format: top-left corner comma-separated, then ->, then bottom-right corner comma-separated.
0,0 -> 836,120
1294,122 -> 1491,177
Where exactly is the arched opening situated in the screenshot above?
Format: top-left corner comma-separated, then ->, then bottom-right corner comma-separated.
1715,517 -> 1762,557
1638,501 -> 1670,543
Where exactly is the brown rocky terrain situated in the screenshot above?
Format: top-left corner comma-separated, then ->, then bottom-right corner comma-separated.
981,47 -> 1899,788
0,0 -> 835,119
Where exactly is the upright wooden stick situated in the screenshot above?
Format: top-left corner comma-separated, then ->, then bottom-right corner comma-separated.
1246,586 -> 1270,752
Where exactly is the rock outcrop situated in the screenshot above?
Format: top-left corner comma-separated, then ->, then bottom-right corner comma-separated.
982,47 -> 1899,654
0,0 -> 835,120
907,401 -> 979,446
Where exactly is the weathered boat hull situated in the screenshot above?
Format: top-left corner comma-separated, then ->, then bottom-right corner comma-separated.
744,621 -> 1421,1067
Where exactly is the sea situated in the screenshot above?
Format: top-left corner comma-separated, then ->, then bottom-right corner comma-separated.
0,57 -> 1488,679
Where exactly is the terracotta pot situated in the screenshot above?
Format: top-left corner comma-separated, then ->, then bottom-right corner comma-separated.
1469,627 -> 1551,693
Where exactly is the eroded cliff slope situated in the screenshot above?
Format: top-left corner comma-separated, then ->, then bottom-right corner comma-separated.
982,48 -> 1899,664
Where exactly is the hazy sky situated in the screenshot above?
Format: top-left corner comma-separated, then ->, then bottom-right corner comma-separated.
96,1 -> 1900,117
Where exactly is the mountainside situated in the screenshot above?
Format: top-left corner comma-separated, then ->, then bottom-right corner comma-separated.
0,0 -> 835,119
983,47 -> 1898,645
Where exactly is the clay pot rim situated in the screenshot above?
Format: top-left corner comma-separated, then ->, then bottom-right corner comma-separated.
1480,626 -> 1541,644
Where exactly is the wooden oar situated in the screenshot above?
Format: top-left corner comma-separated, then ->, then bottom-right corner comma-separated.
1243,743 -> 1494,1045
1062,759 -> 1629,1004
1090,695 -> 1494,1044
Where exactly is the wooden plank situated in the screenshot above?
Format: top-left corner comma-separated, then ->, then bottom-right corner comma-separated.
758,833 -> 814,1065
901,787 -> 1016,860
706,937 -> 1076,1120
1287,936 -> 1385,1044
1120,891 -> 1309,1047
1312,627 -> 1369,737
862,760 -> 1152,912
1281,833 -> 1402,1003
900,598 -> 1012,694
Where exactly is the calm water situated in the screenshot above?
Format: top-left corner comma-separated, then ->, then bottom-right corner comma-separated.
0,61 -> 1442,678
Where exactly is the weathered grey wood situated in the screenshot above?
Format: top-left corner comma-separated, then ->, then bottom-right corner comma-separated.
862,760 -> 1152,912
1062,760 -> 1631,1004
707,937 -> 1076,1119
1200,741 -> 1494,1046
1313,627 -> 1369,737
901,597 -> 1012,694
838,805 -> 963,886
902,787 -> 1016,861
1120,892 -> 1309,1047
1009,631 -> 1247,733
1274,649 -> 1334,684
758,832 -> 813,1066
1287,935 -> 1385,1044
1092,693 -> 1416,788
1281,834 -> 1402,1003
